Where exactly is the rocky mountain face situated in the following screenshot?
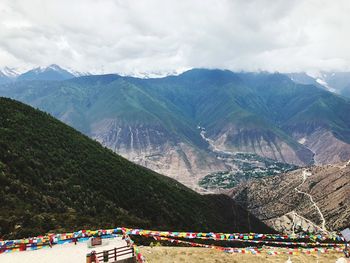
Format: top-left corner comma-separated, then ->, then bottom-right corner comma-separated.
206,124 -> 311,166
229,162 -> 350,233
1,69 -> 350,190
292,128 -> 350,164
90,118 -> 225,190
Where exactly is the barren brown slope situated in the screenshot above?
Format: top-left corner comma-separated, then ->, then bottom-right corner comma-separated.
229,163 -> 350,233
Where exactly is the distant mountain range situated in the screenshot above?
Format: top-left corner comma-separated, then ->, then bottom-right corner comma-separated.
2,64 -> 350,98
0,64 -> 89,84
0,97 -> 271,238
1,68 -> 350,191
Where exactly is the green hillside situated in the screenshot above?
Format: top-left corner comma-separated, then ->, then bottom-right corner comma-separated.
0,97 -> 271,239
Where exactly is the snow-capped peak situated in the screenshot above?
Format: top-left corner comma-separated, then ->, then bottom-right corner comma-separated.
32,64 -> 90,77
305,71 -> 337,93
31,64 -> 64,73
315,78 -> 336,92
47,64 -> 62,71
0,67 -> 20,78
120,68 -> 188,79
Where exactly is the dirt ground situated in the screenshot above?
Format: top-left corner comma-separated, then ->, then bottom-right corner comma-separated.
139,246 -> 348,263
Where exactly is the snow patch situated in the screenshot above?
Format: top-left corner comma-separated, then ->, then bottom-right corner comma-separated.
298,137 -> 306,145
119,67 -> 189,79
0,67 -> 20,78
67,69 -> 91,77
316,78 -> 336,92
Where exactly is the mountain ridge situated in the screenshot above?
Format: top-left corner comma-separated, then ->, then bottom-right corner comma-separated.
1,68 -> 350,190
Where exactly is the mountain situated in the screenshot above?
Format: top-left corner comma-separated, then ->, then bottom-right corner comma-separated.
0,74 -> 227,190
342,86 -> 350,98
288,71 -> 350,98
0,97 -> 272,239
321,72 -> 350,97
230,162 -> 350,233
0,67 -> 19,85
286,72 -> 325,89
1,69 -> 350,191
128,70 -> 350,165
17,64 -> 75,81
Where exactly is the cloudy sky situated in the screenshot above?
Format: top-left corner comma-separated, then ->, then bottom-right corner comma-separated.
0,0 -> 349,75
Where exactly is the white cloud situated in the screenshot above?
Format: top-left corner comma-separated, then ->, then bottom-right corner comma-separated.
0,0 -> 350,74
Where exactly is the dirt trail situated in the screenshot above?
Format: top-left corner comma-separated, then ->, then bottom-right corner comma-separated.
294,170 -> 328,232
289,211 -> 325,233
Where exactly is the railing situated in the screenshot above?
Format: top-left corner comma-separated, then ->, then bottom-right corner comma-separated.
87,245 -> 134,263
0,238 -> 72,252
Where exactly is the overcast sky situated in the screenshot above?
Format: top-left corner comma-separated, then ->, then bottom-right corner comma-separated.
0,0 -> 350,75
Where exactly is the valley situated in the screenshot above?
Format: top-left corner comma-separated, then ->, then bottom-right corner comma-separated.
0,68 -> 349,235
1,68 -> 350,193
199,128 -> 298,190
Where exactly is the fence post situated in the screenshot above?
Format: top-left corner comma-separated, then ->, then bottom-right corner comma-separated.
90,251 -> 96,263
103,250 -> 109,262
86,253 -> 91,263
114,247 -> 117,261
